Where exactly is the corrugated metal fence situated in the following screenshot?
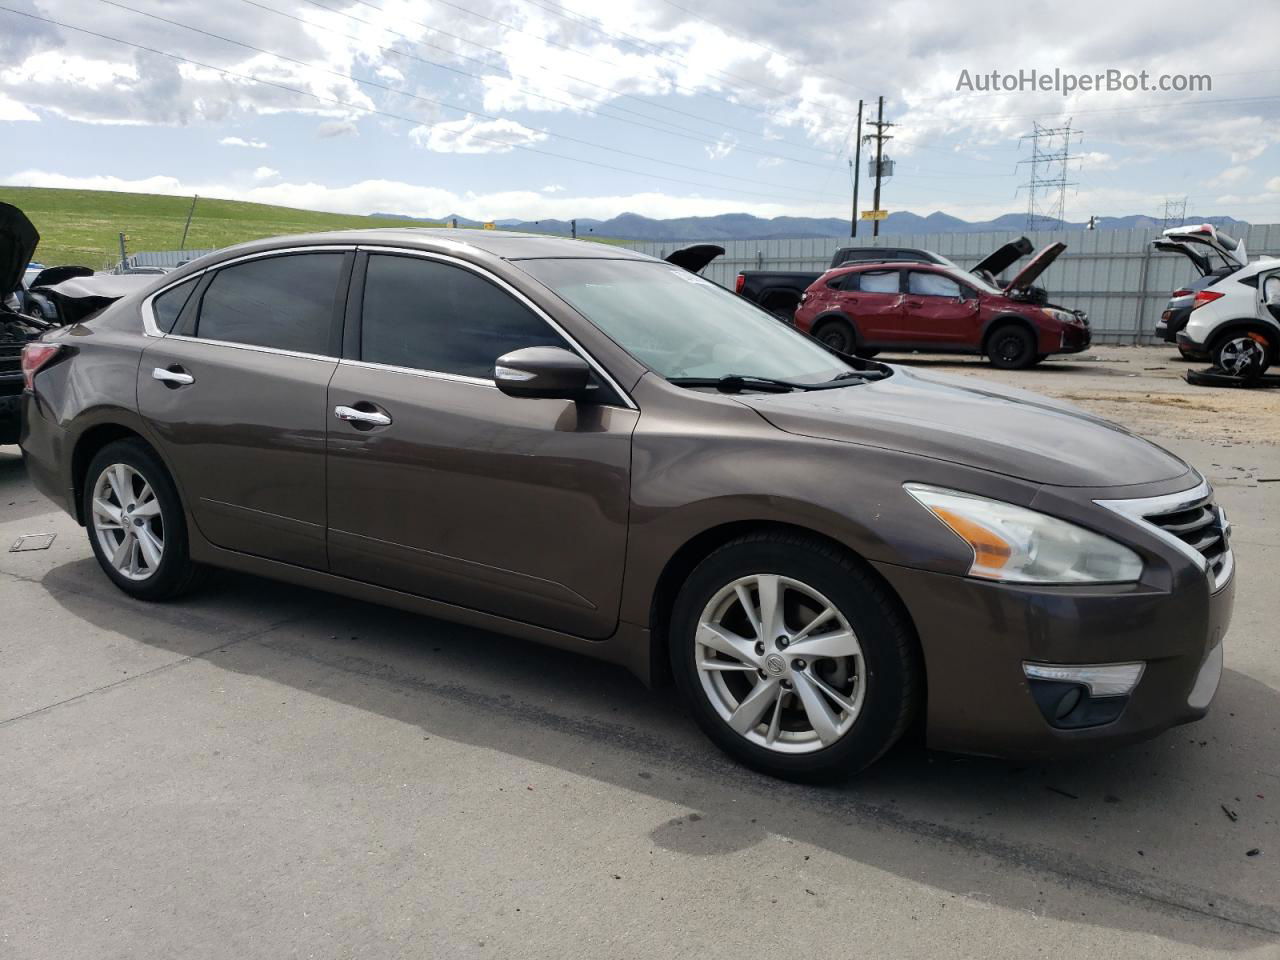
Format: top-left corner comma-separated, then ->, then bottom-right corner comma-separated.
621,226 -> 1280,344
127,224 -> 1280,345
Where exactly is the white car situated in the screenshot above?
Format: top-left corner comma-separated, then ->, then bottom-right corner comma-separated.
1177,239 -> 1280,377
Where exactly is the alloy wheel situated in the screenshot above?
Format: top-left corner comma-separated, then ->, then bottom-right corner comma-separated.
695,574 -> 866,754
91,463 -> 165,581
1217,336 -> 1267,376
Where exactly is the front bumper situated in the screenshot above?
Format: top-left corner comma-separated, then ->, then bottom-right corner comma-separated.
1055,323 -> 1091,355
872,556 -> 1233,759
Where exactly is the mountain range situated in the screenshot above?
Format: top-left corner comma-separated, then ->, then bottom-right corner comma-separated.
370,210 -> 1249,242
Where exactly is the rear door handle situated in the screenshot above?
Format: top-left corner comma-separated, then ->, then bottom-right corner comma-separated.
152,366 -> 194,386
334,404 -> 392,427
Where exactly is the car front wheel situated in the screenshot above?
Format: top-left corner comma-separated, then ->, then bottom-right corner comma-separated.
987,325 -> 1037,369
1211,332 -> 1272,378
84,439 -> 203,601
669,532 -> 920,782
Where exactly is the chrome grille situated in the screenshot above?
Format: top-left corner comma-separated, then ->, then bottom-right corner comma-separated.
1094,479 -> 1233,591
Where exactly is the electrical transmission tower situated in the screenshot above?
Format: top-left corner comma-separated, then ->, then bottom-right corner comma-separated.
1017,120 -> 1079,232
1160,196 -> 1188,230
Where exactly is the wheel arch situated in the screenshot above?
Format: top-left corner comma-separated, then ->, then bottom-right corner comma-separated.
1205,317 -> 1280,360
70,421 -> 173,526
808,311 -> 860,344
645,519 -> 925,700
980,313 -> 1039,354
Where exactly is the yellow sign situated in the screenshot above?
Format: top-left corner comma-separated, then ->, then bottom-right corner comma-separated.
483,221 -> 496,230
860,209 -> 888,221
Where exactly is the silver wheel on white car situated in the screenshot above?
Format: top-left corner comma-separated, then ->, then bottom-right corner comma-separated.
1214,335 -> 1269,377
694,573 -> 866,754
90,462 -> 165,581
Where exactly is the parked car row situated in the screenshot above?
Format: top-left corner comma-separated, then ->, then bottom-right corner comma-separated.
16,224 -> 1233,782
1151,223 -> 1279,378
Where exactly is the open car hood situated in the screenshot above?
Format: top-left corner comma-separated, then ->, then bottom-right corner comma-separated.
0,202 -> 40,297
1005,241 -> 1066,293
971,236 -> 1033,278
664,244 -> 725,274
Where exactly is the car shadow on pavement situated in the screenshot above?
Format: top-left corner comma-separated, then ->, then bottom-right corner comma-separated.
37,558 -> 1280,951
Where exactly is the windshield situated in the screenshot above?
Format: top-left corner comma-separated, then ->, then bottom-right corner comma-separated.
518,258 -> 856,383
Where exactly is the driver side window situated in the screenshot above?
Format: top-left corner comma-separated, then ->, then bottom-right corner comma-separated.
907,271 -> 962,299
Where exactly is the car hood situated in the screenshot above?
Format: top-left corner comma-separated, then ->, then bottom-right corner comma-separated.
1004,241 -> 1066,293
736,366 -> 1189,487
972,236 -> 1033,278
665,244 -> 725,274
1,202 -> 40,297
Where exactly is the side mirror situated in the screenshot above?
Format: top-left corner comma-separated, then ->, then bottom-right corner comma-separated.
494,346 -> 593,400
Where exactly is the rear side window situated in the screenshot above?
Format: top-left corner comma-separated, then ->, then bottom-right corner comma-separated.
152,277 -> 197,333
196,254 -> 344,354
907,271 -> 962,298
859,270 -> 900,294
361,255 -> 566,378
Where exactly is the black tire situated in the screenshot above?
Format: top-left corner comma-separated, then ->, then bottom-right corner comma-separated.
1209,331 -> 1272,379
812,318 -> 856,355
83,438 -> 204,601
669,532 -> 921,782
987,324 -> 1037,369
1032,354 -> 1049,365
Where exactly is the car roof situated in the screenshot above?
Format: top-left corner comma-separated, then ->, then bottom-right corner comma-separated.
827,260 -> 946,274
192,228 -> 656,265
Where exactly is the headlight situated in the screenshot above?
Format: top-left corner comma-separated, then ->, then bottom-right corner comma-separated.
904,484 -> 1143,584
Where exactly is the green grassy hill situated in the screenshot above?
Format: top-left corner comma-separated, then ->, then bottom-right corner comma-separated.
0,186 -> 616,268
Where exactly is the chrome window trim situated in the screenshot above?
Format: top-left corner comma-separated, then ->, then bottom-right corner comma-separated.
162,333 -> 338,363
1094,478 -> 1233,590
337,358 -> 496,389
357,245 -> 637,410
140,244 -> 359,340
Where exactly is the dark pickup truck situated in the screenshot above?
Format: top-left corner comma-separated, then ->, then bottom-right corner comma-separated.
735,238 -> 1034,320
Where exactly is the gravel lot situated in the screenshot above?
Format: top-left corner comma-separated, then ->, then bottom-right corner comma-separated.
2,345 -> 1277,959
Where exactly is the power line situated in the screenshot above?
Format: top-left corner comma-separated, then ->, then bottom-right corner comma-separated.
89,0 -> 840,200
863,96 -> 894,237
234,0 -> 835,170
0,5 -> 845,204
305,0 -> 839,156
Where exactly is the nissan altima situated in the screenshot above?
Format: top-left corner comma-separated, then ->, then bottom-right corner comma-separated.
19,230 -> 1234,780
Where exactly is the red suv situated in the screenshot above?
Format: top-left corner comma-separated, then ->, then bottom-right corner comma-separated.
793,242 -> 1091,368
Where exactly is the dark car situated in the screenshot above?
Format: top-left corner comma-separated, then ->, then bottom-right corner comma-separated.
1,203 -> 149,444
20,229 -> 1232,781
792,242 -> 1090,368
734,237 -> 1034,322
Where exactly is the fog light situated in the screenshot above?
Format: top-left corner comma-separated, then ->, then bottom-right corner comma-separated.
1023,662 -> 1145,697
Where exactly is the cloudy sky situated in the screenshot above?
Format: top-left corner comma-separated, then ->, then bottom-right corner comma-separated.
2,0 -> 1278,224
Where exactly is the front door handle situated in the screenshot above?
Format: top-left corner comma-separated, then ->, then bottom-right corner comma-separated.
334,404 -> 392,427
152,366 -> 194,386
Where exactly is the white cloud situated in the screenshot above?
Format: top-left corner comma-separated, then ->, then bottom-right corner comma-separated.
1208,165 -> 1250,187
410,117 -> 547,154
1268,176 -> 1280,193
542,184 -> 565,193
706,135 -> 737,161
252,166 -> 280,181
0,94 -> 39,122
316,119 -> 358,138
220,136 -> 269,149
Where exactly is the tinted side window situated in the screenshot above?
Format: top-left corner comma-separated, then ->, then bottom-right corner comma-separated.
196,254 -> 343,354
152,277 -> 198,333
907,271 -> 961,298
859,270 -> 900,294
361,255 -> 566,378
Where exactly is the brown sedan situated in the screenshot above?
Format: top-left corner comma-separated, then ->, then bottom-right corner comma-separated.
19,230 -> 1234,780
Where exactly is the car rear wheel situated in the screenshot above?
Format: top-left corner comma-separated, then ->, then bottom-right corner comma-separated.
987,325 -> 1037,369
1211,332 -> 1272,379
812,318 -> 855,355
669,532 -> 920,782
84,439 -> 203,601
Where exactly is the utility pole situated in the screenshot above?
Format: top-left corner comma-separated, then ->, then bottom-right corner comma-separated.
571,218 -> 577,240
118,232 -> 129,273
862,96 -> 895,238
1017,120 -> 1079,232
179,194 -> 198,251
850,99 -> 863,238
